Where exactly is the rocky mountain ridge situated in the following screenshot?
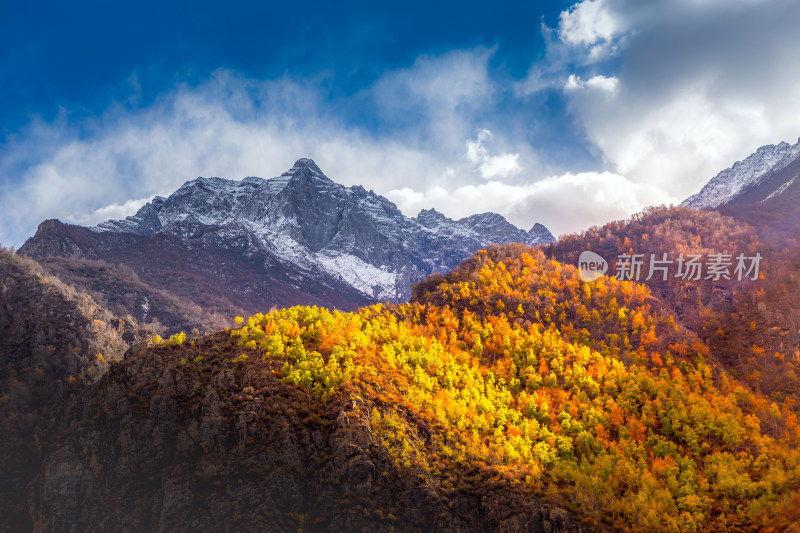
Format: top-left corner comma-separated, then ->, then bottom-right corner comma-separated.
682,138 -> 800,208
20,159 -> 554,319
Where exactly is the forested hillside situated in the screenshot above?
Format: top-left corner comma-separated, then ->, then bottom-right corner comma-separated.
545,206 -> 800,415
0,247 -> 146,531
11,204 -> 800,531
33,328 -> 584,532
221,241 -> 800,531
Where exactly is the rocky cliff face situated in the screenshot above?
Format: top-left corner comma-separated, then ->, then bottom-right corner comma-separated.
31,332 -> 587,533
20,159 -> 555,317
682,138 -> 800,209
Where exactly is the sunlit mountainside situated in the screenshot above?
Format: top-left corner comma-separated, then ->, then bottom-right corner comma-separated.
5,0 -> 800,530
220,238 -> 800,531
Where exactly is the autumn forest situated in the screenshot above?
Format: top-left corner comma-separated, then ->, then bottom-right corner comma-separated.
5,204 -> 800,531
207,206 -> 800,531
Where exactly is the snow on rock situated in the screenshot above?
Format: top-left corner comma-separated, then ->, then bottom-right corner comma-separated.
764,176 -> 797,202
317,252 -> 399,301
682,138 -> 800,208
89,159 -> 555,303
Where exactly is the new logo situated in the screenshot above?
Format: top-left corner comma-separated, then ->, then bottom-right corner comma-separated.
578,251 -> 608,282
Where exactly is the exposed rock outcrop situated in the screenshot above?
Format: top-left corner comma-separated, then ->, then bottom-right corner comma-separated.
31,332 -> 587,533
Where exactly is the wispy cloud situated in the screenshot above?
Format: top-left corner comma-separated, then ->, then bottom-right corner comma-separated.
3,1 -> 799,248
387,171 -> 674,238
558,0 -> 626,58
465,129 -> 522,180
0,55 -> 558,247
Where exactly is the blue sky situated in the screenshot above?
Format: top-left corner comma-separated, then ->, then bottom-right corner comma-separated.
2,0 -> 800,247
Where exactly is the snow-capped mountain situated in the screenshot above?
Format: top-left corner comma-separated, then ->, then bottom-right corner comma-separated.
20,159 -> 554,312
682,138 -> 800,208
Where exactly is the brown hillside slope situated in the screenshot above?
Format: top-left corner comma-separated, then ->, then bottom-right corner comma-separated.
0,248 -> 145,531
35,256 -> 232,336
542,206 -> 800,412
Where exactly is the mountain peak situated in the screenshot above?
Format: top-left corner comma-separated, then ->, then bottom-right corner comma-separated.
26,158 -> 555,304
294,157 -> 319,168
529,222 -> 556,243
414,208 -> 451,229
416,208 -> 446,218
284,158 -> 327,179
461,212 -> 507,223
682,138 -> 800,208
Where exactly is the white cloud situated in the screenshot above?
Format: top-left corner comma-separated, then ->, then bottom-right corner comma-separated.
516,1 -> 628,95
558,0 -> 623,46
564,74 -> 619,93
568,80 -> 767,187
387,170 -> 675,238
585,75 -> 619,92
370,47 -> 498,149
564,74 -> 582,90
379,48 -> 496,110
557,0 -> 800,197
480,154 -> 522,180
66,195 -> 155,226
465,129 -> 523,179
